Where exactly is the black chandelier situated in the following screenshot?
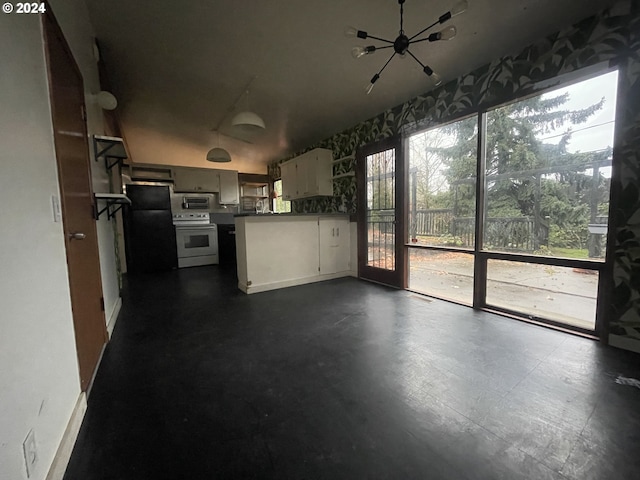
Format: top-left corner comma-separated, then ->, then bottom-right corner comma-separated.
346,0 -> 468,94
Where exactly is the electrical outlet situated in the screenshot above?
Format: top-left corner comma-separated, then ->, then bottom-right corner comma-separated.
23,429 -> 37,478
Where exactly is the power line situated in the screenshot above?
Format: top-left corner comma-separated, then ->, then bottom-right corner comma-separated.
538,120 -> 615,142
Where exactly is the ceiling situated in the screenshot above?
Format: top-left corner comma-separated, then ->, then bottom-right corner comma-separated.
84,0 -> 617,172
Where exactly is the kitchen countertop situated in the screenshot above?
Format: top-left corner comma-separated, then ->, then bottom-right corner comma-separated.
235,212 -> 355,221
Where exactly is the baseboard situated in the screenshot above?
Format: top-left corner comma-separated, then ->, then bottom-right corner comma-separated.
106,296 -> 122,339
609,334 -> 640,354
240,271 -> 351,294
45,393 -> 87,480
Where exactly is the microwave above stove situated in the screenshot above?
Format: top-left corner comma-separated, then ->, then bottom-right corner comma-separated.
182,196 -> 209,209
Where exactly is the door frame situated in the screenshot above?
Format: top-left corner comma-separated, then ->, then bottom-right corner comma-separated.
357,135 -> 407,288
43,7 -> 108,391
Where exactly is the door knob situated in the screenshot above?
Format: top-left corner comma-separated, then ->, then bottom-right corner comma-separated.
68,232 -> 86,240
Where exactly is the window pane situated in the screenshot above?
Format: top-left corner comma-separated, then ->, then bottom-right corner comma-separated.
483,70 -> 617,260
408,116 -> 477,249
273,179 -> 291,213
486,260 -> 598,330
366,149 -> 396,270
409,249 -> 474,305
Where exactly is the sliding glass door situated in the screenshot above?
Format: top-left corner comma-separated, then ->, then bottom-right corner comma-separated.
406,66 -> 618,335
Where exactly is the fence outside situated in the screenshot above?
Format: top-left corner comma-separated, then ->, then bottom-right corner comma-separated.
410,210 -> 549,252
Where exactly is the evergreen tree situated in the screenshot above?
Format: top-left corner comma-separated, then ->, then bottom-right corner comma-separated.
410,90 -> 611,254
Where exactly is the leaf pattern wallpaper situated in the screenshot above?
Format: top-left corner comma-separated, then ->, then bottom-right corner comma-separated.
269,1 -> 640,351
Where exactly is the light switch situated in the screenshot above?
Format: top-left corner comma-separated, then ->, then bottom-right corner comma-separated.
51,195 -> 62,222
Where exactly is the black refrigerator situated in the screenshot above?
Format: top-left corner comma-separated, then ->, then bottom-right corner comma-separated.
123,185 -> 177,273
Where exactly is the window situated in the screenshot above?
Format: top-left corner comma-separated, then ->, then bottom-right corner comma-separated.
272,179 -> 291,213
483,70 -> 617,260
405,67 -> 618,333
408,116 -> 477,302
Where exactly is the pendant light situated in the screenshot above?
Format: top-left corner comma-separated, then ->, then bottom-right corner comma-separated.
346,0 -> 468,94
231,89 -> 266,133
206,131 -> 231,163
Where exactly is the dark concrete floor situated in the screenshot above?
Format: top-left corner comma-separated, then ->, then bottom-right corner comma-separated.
64,265 -> 640,479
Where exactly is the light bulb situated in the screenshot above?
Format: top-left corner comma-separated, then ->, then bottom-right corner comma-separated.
344,26 -> 358,37
351,46 -> 367,59
451,0 -> 468,17
423,66 -> 442,86
364,74 -> 380,95
439,26 -> 457,40
364,82 -> 376,95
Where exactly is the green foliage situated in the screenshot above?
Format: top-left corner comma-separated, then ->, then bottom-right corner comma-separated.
410,87 -> 611,253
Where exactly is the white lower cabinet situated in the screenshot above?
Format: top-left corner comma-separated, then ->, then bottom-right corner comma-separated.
319,217 -> 350,275
235,215 -> 351,294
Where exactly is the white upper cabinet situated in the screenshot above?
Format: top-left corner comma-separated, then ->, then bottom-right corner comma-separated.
173,167 -> 220,193
280,148 -> 333,200
172,167 -> 239,204
280,161 -> 296,201
218,170 -> 239,204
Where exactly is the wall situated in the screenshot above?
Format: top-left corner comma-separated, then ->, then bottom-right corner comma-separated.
269,1 -> 640,352
0,11 -> 81,480
0,2 -> 122,479
122,121 -> 269,175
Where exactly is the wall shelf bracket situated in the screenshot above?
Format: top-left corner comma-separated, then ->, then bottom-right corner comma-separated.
92,135 -> 128,171
94,193 -> 131,220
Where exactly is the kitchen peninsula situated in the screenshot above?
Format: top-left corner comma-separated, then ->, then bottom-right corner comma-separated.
235,213 -> 354,294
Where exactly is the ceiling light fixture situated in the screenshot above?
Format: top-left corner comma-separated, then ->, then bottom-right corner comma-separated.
207,131 -> 232,163
346,0 -> 468,94
92,90 -> 118,110
231,88 -> 266,133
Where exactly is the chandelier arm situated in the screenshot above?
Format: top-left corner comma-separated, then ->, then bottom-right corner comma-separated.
366,34 -> 394,44
408,19 -> 440,42
406,49 -> 426,68
375,52 -> 398,76
410,37 -> 433,45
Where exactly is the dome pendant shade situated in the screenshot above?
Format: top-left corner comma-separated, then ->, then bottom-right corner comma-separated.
231,111 -> 266,132
206,147 -> 232,163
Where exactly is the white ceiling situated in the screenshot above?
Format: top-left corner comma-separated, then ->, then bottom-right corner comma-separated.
84,0 -> 617,170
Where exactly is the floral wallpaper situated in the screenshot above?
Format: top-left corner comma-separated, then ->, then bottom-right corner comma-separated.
269,1 -> 640,351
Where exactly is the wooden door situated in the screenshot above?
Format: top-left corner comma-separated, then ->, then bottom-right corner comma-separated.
43,10 -> 108,391
357,136 -> 406,288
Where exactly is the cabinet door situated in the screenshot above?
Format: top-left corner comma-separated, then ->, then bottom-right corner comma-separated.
173,168 -> 219,193
334,218 -> 351,272
303,155 -> 319,196
173,168 -> 201,192
280,161 -> 296,200
315,149 -> 334,196
319,218 -> 350,274
218,170 -> 239,204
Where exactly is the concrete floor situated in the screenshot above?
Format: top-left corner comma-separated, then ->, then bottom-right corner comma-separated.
64,265 -> 640,479
409,250 -> 599,329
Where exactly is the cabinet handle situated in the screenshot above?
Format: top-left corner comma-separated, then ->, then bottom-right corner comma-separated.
336,227 -> 339,237
332,228 -> 335,237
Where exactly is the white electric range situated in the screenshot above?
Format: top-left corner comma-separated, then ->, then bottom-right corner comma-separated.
172,212 -> 218,268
